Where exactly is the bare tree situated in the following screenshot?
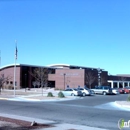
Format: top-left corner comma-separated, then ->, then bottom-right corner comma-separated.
30,67 -> 51,95
0,74 -> 11,94
85,71 -> 96,89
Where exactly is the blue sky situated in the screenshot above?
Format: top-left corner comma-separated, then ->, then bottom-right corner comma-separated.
0,0 -> 130,75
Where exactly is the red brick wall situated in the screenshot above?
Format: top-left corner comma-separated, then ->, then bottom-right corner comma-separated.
0,66 -> 20,89
48,69 -> 85,90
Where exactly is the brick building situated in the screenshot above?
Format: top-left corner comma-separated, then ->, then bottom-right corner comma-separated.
0,63 -> 130,89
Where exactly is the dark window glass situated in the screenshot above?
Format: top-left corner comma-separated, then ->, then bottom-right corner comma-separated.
10,81 -> 13,84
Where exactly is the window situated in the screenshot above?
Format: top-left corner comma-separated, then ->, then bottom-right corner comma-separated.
6,81 -> 9,84
15,81 -> 17,86
69,89 -> 73,91
10,81 -> 13,84
80,88 -> 84,90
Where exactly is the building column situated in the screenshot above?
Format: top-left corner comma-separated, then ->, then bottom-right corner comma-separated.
117,82 -> 119,88
111,81 -> 113,88
122,82 -> 125,88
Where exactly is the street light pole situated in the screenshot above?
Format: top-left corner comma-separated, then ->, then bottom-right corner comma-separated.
64,73 -> 66,90
25,74 -> 26,92
98,68 -> 101,86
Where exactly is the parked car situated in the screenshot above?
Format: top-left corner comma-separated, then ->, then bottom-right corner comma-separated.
77,87 -> 95,96
112,88 -> 120,95
91,86 -> 119,95
118,87 -> 130,94
125,86 -> 130,91
118,88 -> 125,94
124,87 -> 130,94
62,88 -> 83,96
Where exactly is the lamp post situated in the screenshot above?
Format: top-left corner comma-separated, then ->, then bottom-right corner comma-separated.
25,74 -> 27,92
64,73 -> 66,90
97,68 -> 101,86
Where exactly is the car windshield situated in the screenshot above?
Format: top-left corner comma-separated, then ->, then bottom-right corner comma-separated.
84,88 -> 89,90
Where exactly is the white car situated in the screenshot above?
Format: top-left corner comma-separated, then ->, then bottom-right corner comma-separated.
91,86 -> 119,95
77,87 -> 95,96
62,88 -> 83,96
111,88 -> 120,95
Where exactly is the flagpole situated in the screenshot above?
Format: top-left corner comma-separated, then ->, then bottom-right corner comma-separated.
14,40 -> 17,97
0,50 -> 1,68
0,50 -> 1,69
0,50 -> 1,76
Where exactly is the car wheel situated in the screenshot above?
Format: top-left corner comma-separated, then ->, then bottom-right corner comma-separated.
71,93 -> 75,96
83,92 -> 86,97
102,91 -> 107,95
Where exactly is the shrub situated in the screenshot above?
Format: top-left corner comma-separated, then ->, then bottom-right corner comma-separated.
58,91 -> 65,98
47,92 -> 54,97
127,94 -> 130,101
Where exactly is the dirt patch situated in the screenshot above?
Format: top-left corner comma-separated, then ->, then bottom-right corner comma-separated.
0,116 -> 54,130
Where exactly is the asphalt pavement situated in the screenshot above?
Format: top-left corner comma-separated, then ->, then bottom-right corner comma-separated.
0,89 -> 130,130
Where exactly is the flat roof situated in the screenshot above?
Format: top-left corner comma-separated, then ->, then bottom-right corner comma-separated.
0,63 -> 53,70
0,63 -> 104,71
47,63 -> 104,70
